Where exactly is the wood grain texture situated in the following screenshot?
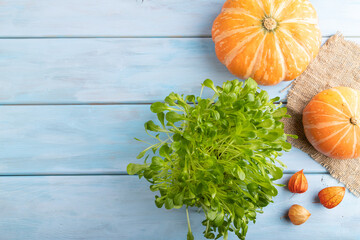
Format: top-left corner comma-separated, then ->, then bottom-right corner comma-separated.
0,38 -> 288,104
0,0 -> 358,37
0,105 -> 324,174
0,37 -> 359,104
0,174 -> 357,240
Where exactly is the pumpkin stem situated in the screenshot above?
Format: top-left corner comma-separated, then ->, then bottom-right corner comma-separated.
263,17 -> 277,31
350,117 -> 358,125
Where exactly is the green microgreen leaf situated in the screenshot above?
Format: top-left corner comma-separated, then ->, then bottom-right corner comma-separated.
166,111 -> 185,123
202,79 -> 218,94
145,120 -> 169,133
157,112 -> 166,127
150,102 -> 168,113
127,163 -> 147,175
273,107 -> 287,118
165,197 -> 174,210
174,192 -> 184,206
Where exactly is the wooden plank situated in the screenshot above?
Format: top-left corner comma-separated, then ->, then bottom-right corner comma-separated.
0,105 -> 324,174
0,0 -> 358,37
0,37 -> 359,104
0,174 -> 356,240
0,38 -> 287,104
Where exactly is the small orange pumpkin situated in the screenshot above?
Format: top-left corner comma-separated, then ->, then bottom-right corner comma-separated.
303,87 -> 360,159
212,0 -> 321,85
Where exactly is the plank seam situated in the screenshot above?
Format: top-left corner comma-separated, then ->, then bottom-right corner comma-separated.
0,101 -> 287,106
0,35 -> 357,39
0,171 -> 329,176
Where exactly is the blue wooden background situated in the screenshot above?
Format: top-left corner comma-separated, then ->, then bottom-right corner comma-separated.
1,0 -> 360,239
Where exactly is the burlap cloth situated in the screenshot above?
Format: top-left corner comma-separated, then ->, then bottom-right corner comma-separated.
284,33 -> 360,196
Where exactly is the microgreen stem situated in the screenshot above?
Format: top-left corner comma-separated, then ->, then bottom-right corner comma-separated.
168,107 -> 184,112
222,215 -> 231,240
168,122 -> 181,132
186,206 -> 193,236
223,227 -> 229,240
166,132 -> 174,142
205,220 -> 210,234
134,138 -> 152,145
200,86 -> 204,98
220,139 -> 234,155
211,93 -> 218,101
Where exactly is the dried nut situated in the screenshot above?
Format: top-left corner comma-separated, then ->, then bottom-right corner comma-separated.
318,186 -> 345,209
288,204 -> 311,225
288,169 -> 308,193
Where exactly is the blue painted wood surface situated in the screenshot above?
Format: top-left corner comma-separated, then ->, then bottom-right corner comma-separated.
0,175 -> 357,240
0,37 -> 356,104
0,0 -> 359,239
0,38 -> 290,104
0,0 -> 358,37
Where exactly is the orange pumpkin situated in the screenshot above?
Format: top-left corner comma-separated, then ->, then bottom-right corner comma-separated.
303,87 -> 360,159
212,0 -> 321,85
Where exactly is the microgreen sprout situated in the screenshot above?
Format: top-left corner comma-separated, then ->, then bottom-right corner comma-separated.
127,78 -> 295,240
